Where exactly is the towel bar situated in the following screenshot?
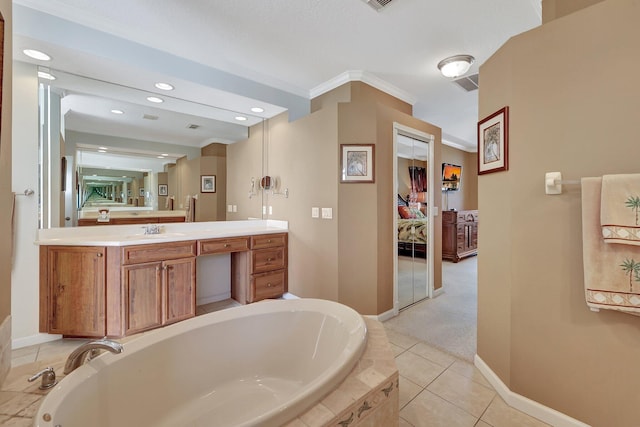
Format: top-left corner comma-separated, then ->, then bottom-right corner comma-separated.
545,172 -> 581,195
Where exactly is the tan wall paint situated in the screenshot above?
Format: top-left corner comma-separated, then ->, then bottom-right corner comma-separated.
541,0 -> 605,23
441,145 -> 478,211
478,1 -> 640,425
226,123 -> 264,220
0,0 -> 12,387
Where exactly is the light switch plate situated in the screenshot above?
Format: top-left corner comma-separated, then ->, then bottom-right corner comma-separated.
232,205 -> 237,212
311,207 -> 320,218
227,205 -> 233,212
321,207 -> 332,219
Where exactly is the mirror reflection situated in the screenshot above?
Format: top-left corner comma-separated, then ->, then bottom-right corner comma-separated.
37,68 -> 268,228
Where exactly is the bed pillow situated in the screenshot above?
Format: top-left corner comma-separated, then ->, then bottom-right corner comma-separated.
398,206 -> 415,219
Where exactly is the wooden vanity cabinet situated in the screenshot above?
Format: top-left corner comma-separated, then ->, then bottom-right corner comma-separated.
39,246 -> 107,337
231,233 -> 288,304
121,242 -> 197,335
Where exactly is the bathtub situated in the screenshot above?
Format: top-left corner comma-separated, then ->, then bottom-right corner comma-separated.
34,298 -> 367,427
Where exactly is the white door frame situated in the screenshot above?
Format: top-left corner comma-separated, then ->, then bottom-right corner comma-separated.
392,123 -> 435,316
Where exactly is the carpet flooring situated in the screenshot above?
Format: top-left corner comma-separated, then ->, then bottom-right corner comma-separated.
384,256 -> 478,362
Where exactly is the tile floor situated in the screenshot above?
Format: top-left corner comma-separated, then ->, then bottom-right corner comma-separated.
384,328 -> 551,427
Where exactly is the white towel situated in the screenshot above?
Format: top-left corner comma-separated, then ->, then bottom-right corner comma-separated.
601,173 -> 640,245
583,177 -> 640,315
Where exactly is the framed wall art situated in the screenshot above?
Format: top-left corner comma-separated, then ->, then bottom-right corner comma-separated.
340,144 -> 375,183
478,106 -> 509,175
201,175 -> 216,193
158,184 -> 168,196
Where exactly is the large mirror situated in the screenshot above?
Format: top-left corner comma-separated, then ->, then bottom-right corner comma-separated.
37,68 -> 273,228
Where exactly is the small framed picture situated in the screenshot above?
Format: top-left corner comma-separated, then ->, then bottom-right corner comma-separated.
340,144 -> 375,183
139,188 -> 145,197
201,175 -> 216,193
158,184 -> 168,196
478,106 -> 509,175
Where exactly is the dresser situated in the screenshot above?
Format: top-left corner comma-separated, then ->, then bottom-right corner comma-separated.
442,210 -> 478,263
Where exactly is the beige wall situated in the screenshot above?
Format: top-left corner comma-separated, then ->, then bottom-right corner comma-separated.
478,1 -> 640,425
441,145 -> 478,211
231,82 -> 442,315
542,0 -> 605,23
0,0 -> 12,387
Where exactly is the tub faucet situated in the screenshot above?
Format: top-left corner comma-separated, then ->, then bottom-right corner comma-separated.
63,338 -> 124,375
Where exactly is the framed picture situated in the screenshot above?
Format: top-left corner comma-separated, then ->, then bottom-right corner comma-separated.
478,106 -> 509,175
340,144 -> 375,183
158,184 -> 168,196
201,175 -> 216,193
139,188 -> 145,197
127,189 -> 131,196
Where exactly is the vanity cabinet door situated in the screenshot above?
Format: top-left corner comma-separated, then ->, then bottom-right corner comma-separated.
123,262 -> 163,335
164,257 -> 196,325
47,246 -> 106,336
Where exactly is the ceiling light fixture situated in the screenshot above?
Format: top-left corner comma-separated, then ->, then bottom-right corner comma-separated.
98,150 -> 106,153
37,71 -> 56,80
146,96 -> 164,103
235,116 -> 248,121
110,109 -> 124,115
154,82 -> 174,91
161,153 -> 168,156
23,49 -> 51,61
250,107 -> 265,113
437,54 -> 475,78
157,155 -> 165,159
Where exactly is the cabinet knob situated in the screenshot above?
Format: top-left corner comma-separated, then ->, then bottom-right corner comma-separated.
267,283 -> 272,287
224,244 -> 230,248
267,239 -> 272,243
96,253 -> 103,257
267,258 -> 274,262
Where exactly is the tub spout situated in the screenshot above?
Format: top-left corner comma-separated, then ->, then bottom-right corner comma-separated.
63,339 -> 124,375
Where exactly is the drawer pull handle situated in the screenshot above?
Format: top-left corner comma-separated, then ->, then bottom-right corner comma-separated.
97,253 -> 103,257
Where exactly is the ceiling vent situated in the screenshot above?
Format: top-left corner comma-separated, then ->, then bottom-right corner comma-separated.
143,114 -> 159,120
452,73 -> 479,92
362,0 -> 394,11
186,123 -> 201,130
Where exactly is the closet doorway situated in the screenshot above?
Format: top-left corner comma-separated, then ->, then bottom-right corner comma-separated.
393,124 -> 434,312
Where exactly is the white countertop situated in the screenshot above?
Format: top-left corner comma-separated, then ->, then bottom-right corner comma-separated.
36,220 -> 288,246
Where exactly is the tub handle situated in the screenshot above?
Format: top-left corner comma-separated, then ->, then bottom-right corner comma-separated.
28,367 -> 58,390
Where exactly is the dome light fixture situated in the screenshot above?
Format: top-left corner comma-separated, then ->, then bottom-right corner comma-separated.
437,54 -> 475,78
23,49 -> 51,61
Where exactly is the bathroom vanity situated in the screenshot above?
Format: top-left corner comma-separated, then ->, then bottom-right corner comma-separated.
37,221 -> 288,338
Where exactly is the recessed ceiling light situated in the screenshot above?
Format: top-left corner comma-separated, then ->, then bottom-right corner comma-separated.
154,82 -> 174,91
111,109 -> 124,115
98,147 -> 107,150
146,96 -> 164,103
161,153 -> 168,156
122,176 -> 127,178
98,150 -> 107,153
250,107 -> 265,113
157,155 -> 165,159
23,49 -> 51,61
235,116 -> 248,121
37,71 -> 56,80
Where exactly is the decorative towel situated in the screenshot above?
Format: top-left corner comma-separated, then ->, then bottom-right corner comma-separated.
600,173 -> 640,245
582,177 -> 640,314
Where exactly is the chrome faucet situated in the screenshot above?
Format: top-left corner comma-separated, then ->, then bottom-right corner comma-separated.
143,224 -> 162,235
63,338 -> 124,375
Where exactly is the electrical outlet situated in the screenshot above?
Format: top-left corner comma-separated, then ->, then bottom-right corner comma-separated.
311,207 -> 320,218
232,205 -> 237,212
269,206 -> 273,215
227,205 -> 233,212
321,207 -> 332,219
262,206 -> 266,215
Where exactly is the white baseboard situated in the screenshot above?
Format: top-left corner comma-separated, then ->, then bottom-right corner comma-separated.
197,292 -> 231,306
474,354 -> 591,427
373,308 -> 396,322
433,287 -> 444,298
12,333 -> 62,349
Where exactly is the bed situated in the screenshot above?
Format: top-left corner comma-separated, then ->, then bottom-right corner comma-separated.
397,194 -> 428,258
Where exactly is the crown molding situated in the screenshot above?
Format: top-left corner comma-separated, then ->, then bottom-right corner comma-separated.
442,138 -> 477,153
309,70 -> 417,105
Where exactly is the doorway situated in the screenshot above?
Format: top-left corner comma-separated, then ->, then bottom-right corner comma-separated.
393,124 -> 435,312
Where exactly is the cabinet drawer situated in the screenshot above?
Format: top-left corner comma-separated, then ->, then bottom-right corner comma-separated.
122,241 -> 197,265
252,247 -> 286,274
458,212 -> 478,223
198,237 -> 250,255
251,233 -> 287,250
250,270 -> 286,302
